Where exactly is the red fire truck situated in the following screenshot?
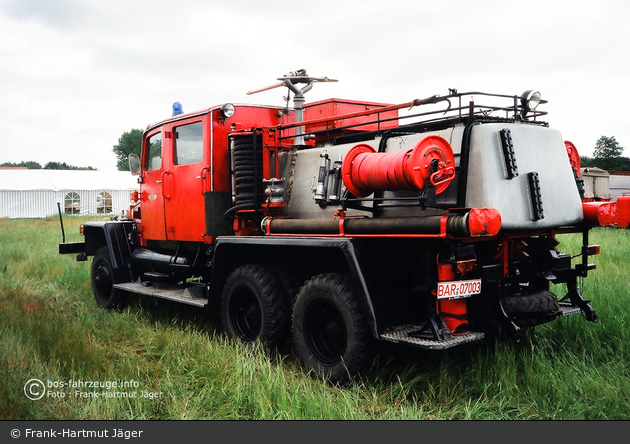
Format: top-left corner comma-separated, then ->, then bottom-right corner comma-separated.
60,70 -> 610,383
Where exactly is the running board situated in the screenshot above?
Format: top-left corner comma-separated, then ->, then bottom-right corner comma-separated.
114,279 -> 209,307
380,324 -> 485,350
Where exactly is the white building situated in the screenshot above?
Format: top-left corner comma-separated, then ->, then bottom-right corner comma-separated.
609,174 -> 630,201
0,169 -> 139,218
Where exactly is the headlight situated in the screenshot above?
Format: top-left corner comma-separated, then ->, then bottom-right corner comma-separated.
521,90 -> 541,112
220,103 -> 235,118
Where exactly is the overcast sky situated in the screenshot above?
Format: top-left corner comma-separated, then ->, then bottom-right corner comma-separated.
1,0 -> 629,171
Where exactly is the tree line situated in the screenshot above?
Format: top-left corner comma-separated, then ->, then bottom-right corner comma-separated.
0,128 -> 143,171
107,131 -> 630,174
579,136 -> 629,172
0,161 -> 96,170
2,129 -> 144,171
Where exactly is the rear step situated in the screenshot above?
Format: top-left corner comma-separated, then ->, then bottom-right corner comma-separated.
114,279 -> 209,307
380,324 -> 485,350
558,301 -> 583,317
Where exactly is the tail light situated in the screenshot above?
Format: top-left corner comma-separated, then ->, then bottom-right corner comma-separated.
585,245 -> 600,256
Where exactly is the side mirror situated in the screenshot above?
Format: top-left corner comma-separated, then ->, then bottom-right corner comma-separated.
129,154 -> 141,176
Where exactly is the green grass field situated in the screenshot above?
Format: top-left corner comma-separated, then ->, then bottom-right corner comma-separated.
1,216 -> 629,420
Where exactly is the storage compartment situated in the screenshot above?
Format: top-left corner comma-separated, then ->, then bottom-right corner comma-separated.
465,123 -> 584,230
302,99 -> 399,137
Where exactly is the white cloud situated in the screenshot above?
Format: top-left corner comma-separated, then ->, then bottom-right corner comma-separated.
1,0 -> 629,170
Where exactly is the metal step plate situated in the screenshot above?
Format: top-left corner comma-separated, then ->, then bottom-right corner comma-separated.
380,325 -> 485,350
558,302 -> 582,317
114,280 -> 209,307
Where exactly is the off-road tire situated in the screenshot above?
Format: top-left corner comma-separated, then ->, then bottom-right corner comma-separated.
501,289 -> 559,327
91,247 -> 127,310
221,264 -> 290,349
292,273 -> 373,384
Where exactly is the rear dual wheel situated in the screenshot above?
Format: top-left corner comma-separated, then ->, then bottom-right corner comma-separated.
292,273 -> 373,384
221,265 -> 290,349
221,267 -> 374,383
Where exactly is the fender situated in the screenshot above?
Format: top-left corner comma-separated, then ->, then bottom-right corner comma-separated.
210,236 -> 379,337
59,220 -> 138,283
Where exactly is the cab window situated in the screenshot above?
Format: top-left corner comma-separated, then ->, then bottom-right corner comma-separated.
146,132 -> 163,171
174,121 -> 203,165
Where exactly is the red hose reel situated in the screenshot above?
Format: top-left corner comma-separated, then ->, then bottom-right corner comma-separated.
341,135 -> 456,198
564,140 -> 580,174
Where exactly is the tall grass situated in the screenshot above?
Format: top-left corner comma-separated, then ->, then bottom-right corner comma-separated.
1,216 -> 629,419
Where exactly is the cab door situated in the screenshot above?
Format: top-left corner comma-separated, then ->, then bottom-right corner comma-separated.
139,129 -> 168,241
163,118 -> 208,242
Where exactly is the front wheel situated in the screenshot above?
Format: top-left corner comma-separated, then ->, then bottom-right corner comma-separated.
91,247 -> 127,309
292,273 -> 373,384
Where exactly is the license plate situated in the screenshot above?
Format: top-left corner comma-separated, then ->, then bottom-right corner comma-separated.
437,279 -> 482,300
